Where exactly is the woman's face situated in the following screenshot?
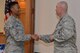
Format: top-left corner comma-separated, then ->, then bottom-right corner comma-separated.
11,4 -> 20,16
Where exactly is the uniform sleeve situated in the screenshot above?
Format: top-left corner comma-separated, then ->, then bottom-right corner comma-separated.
40,35 -> 51,43
40,18 -> 75,43
8,24 -> 31,41
53,19 -> 75,42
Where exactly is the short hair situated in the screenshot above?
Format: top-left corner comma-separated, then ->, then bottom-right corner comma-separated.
8,1 -> 18,12
59,1 -> 68,12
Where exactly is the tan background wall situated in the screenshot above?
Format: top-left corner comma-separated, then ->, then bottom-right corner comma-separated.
0,0 -> 5,32
35,0 -> 58,53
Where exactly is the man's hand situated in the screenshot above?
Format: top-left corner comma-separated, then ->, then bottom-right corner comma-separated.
31,34 -> 39,41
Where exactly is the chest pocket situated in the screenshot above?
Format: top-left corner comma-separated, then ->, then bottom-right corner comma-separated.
56,21 -> 63,30
14,21 -> 24,35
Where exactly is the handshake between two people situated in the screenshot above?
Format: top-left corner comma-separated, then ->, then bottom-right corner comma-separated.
30,34 -> 54,42
31,34 -> 40,41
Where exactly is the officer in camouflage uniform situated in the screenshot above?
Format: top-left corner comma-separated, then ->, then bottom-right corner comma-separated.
39,1 -> 78,53
4,2 -> 32,53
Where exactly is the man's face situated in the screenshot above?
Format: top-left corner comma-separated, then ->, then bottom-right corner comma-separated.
11,4 -> 20,16
56,3 -> 63,16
